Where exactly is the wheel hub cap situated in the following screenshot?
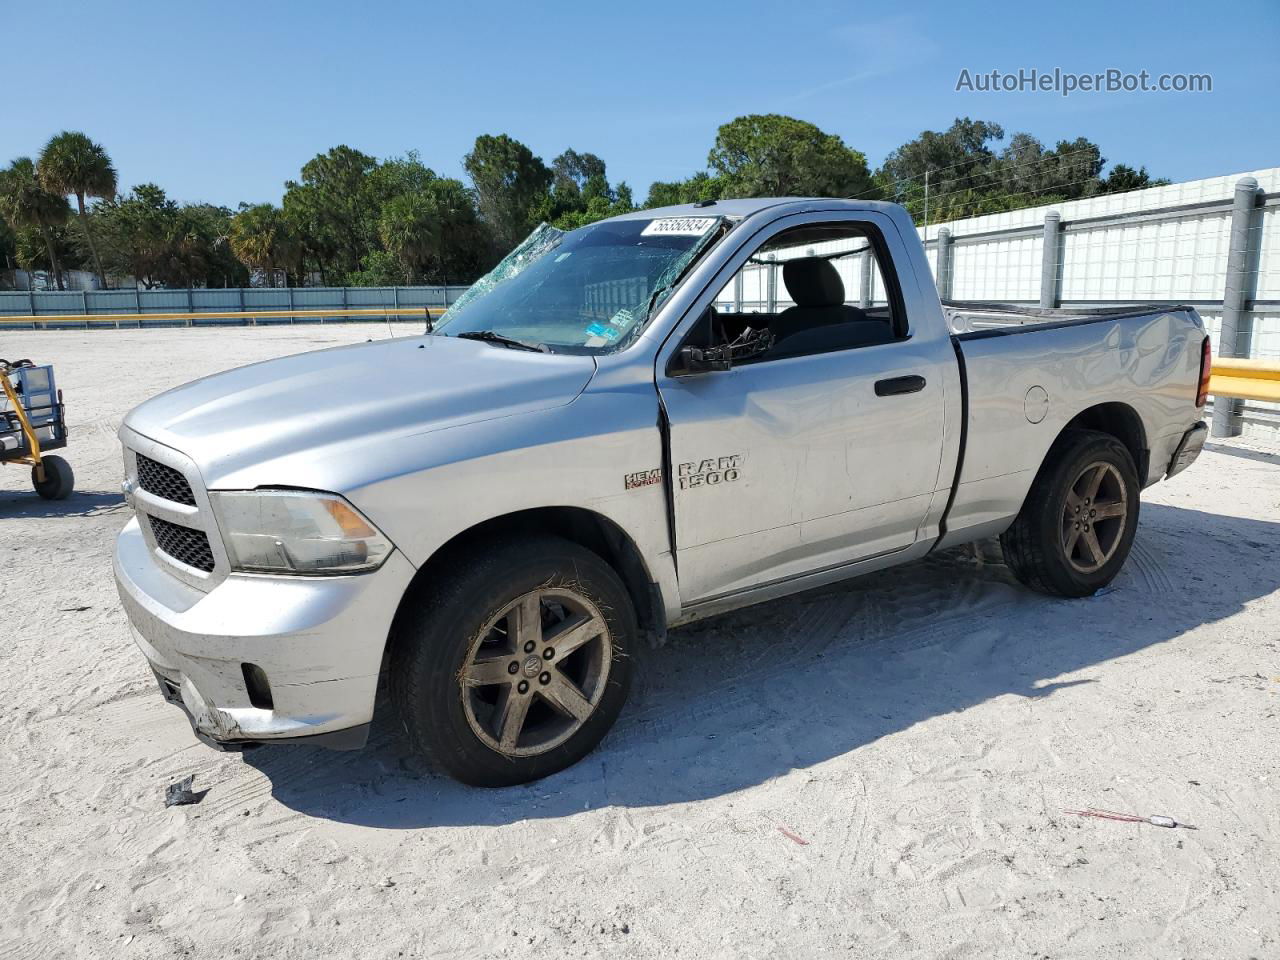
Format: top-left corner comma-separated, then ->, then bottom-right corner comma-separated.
1061,460 -> 1128,574
459,587 -> 612,759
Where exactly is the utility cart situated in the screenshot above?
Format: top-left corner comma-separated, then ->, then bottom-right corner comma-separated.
1,358 -> 74,500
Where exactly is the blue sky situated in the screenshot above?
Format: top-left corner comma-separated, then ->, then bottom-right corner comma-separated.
4,0 -> 1277,207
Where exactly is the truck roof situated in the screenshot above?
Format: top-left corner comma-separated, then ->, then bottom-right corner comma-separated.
606,197 -> 903,222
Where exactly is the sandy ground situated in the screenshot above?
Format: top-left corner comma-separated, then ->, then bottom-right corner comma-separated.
1,323 -> 1277,959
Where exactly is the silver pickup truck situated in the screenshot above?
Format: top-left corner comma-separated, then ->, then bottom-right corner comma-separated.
114,198 -> 1211,785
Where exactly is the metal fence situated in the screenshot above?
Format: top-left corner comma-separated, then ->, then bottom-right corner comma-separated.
720,167 -> 1280,441
919,167 -> 1279,441
0,285 -> 470,325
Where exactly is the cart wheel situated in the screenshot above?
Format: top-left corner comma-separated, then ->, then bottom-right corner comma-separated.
33,455 -> 74,500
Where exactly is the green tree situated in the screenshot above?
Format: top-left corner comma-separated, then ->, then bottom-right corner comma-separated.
877,119 -> 1166,223
644,171 -> 725,208
378,192 -> 440,283
170,204 -> 247,287
229,203 -> 299,286
1099,163 -> 1169,194
463,134 -> 553,251
37,131 -> 117,287
0,214 -> 16,281
283,146 -> 380,281
877,118 -> 1006,221
0,157 -> 72,289
423,177 -> 487,285
707,114 -> 875,199
551,149 -> 607,206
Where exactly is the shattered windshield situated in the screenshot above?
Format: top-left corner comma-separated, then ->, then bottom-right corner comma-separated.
433,216 -> 724,354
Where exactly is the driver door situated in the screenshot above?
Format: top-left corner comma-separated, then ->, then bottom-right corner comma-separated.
656,212 -> 950,604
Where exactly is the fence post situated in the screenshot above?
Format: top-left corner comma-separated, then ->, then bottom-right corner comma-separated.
1211,177 -> 1262,438
1039,212 -> 1061,308
859,251 -> 872,308
732,271 -> 743,312
766,255 -> 778,313
935,228 -> 953,300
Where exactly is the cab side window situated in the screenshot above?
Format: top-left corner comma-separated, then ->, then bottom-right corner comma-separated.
710,222 -> 906,362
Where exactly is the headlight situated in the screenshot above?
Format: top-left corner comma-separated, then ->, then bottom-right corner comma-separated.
210,490 -> 392,575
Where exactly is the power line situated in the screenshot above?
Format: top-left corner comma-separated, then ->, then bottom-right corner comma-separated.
846,143 -> 1111,202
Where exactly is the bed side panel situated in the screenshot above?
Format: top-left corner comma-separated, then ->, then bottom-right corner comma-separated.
938,309 -> 1203,547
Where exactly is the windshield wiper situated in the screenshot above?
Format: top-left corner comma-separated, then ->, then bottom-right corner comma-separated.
454,330 -> 550,353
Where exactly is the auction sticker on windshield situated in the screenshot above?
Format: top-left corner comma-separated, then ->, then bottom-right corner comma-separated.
641,217 -> 717,237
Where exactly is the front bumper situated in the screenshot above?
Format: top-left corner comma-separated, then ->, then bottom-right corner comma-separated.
114,516 -> 417,750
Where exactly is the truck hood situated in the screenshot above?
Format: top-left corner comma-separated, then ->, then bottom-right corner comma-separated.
122,335 -> 597,489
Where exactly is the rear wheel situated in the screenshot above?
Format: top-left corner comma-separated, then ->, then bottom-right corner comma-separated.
390,536 -> 635,786
32,455 -> 74,500
1000,430 -> 1139,598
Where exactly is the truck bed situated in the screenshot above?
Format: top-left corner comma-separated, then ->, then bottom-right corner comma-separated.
935,300 -> 1206,550
942,300 -> 1196,338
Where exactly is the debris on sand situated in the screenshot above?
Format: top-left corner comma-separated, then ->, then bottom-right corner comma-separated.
777,824 -> 810,845
164,775 -> 207,808
1064,808 -> 1197,829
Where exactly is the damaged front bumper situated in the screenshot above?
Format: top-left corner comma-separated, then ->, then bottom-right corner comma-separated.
114,516 -> 416,751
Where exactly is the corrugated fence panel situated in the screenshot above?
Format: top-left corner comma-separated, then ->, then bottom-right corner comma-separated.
0,285 -> 469,317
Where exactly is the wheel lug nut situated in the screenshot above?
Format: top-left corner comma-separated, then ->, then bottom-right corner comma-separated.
507,661 -> 519,675
517,680 -> 529,694
539,672 -> 551,685
524,640 -> 536,653
543,648 -> 554,660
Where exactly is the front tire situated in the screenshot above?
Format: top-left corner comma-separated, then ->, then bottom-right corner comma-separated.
390,536 -> 635,786
1000,429 -> 1140,598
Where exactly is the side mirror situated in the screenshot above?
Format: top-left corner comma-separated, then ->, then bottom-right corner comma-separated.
676,344 -> 732,375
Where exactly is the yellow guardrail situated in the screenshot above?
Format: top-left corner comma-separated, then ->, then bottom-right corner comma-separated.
0,306 -> 446,326
1209,358 -> 1280,403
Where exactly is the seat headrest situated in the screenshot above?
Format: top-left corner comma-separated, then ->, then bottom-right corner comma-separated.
782,257 -> 845,308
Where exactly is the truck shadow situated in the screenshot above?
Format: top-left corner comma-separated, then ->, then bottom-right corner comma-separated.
245,501 -> 1280,827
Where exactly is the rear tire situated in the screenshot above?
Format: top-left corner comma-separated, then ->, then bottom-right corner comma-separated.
32,455 -> 74,500
390,536 -> 635,787
1000,430 -> 1140,598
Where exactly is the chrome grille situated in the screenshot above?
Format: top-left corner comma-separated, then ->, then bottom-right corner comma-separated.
136,453 -> 195,505
148,515 -> 215,573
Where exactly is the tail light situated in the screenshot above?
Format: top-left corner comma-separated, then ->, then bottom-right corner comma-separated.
1195,336 -> 1212,408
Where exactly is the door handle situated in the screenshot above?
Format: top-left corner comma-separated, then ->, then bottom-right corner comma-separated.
874,375 -> 927,397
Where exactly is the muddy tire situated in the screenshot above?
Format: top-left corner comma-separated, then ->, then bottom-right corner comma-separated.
32,455 -> 74,500
390,536 -> 635,787
1000,429 -> 1140,598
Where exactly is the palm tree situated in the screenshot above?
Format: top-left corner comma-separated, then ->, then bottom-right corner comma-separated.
37,131 -> 117,288
379,192 -> 440,283
229,203 -> 299,286
0,158 -> 72,289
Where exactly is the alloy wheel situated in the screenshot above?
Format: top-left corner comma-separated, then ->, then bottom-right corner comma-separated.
459,587 -> 612,758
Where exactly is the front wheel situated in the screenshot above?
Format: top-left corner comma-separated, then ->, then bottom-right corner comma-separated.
1000,430 -> 1140,598
390,536 -> 635,786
